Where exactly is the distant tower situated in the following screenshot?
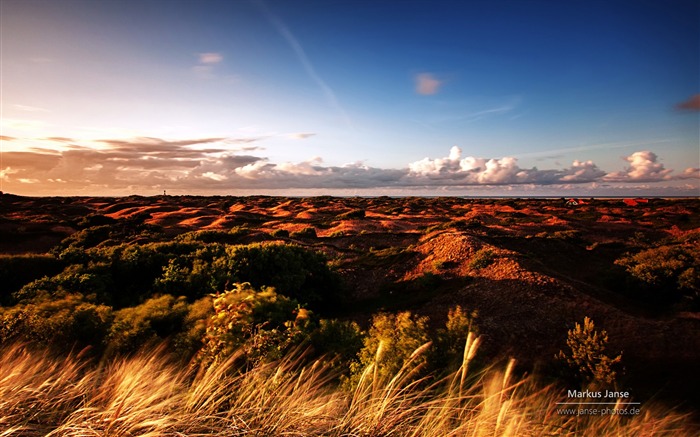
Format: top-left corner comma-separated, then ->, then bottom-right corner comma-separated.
163,190 -> 167,196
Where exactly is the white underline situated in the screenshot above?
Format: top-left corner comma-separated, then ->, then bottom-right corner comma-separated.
556,402 -> 641,405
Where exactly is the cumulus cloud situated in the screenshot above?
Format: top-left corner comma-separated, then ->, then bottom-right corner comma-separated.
415,73 -> 442,95
406,146 -> 605,185
676,94 -> 700,111
677,167 -> 700,180
1,137 -> 695,195
603,151 -> 673,182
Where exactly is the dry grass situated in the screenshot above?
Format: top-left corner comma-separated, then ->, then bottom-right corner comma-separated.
0,341 -> 695,436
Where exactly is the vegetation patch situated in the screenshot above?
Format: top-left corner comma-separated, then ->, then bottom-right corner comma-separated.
469,248 -> 496,270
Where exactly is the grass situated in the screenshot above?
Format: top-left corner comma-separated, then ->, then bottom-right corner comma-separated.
1,341 -> 695,436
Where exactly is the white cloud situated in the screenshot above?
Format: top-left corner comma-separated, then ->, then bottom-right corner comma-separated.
202,171 -> 228,181
603,151 -> 673,182
559,160 -> 606,182
0,167 -> 19,180
415,73 -> 442,95
1,136 -> 694,195
407,147 -> 606,185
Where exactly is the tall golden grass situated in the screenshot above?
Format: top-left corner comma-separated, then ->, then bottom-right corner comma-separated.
0,340 -> 695,436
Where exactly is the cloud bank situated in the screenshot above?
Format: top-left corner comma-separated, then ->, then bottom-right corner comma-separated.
1,138 -> 697,195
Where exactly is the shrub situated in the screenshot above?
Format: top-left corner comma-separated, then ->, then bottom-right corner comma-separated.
290,227 -> 317,239
0,254 -> 65,305
338,209 -> 366,220
555,317 -> 622,386
218,243 -> 340,309
107,295 -> 191,355
309,319 -> 363,367
349,311 -> 431,385
615,243 -> 699,301
271,229 -> 290,238
175,229 -> 247,244
434,306 -> 480,374
0,293 -> 113,349
77,213 -> 117,229
469,248 -> 495,270
197,283 -> 308,367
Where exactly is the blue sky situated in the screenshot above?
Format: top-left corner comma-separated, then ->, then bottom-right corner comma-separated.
1,0 -> 698,196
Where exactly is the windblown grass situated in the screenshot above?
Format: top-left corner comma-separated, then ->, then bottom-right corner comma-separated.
0,341 -> 695,436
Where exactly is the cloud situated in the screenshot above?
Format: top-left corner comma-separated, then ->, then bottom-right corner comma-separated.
43,137 -> 75,143
0,136 -> 17,142
406,146 -> 605,185
193,52 -> 223,78
287,133 -> 316,140
1,136 -> 695,195
603,151 -> 673,182
415,73 -> 442,95
198,52 -> 223,64
676,94 -> 700,111
677,167 -> 700,180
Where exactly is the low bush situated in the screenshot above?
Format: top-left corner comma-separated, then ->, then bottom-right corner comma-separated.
290,227 -> 317,239
349,311 -> 432,385
271,229 -> 289,238
0,293 -> 113,349
469,248 -> 495,270
615,239 -> 699,302
555,316 -> 623,386
338,209 -> 366,220
0,254 -> 66,305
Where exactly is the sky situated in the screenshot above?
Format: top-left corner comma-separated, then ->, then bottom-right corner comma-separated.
1,0 -> 699,197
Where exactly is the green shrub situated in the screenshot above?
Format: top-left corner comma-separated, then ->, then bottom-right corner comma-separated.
0,254 -> 66,305
77,213 -> 117,229
197,283 -> 308,367
14,263 -> 114,304
309,319 -> 363,366
469,248 -> 495,270
349,311 -> 431,385
338,209 -> 366,220
218,243 -> 340,309
271,229 -> 290,238
290,227 -> 317,239
175,229 -> 247,244
434,306 -> 480,374
555,317 -> 622,386
615,242 -> 699,301
107,295 -> 191,355
0,293 -> 113,349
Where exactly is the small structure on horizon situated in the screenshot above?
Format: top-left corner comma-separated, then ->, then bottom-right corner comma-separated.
565,198 -> 588,207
